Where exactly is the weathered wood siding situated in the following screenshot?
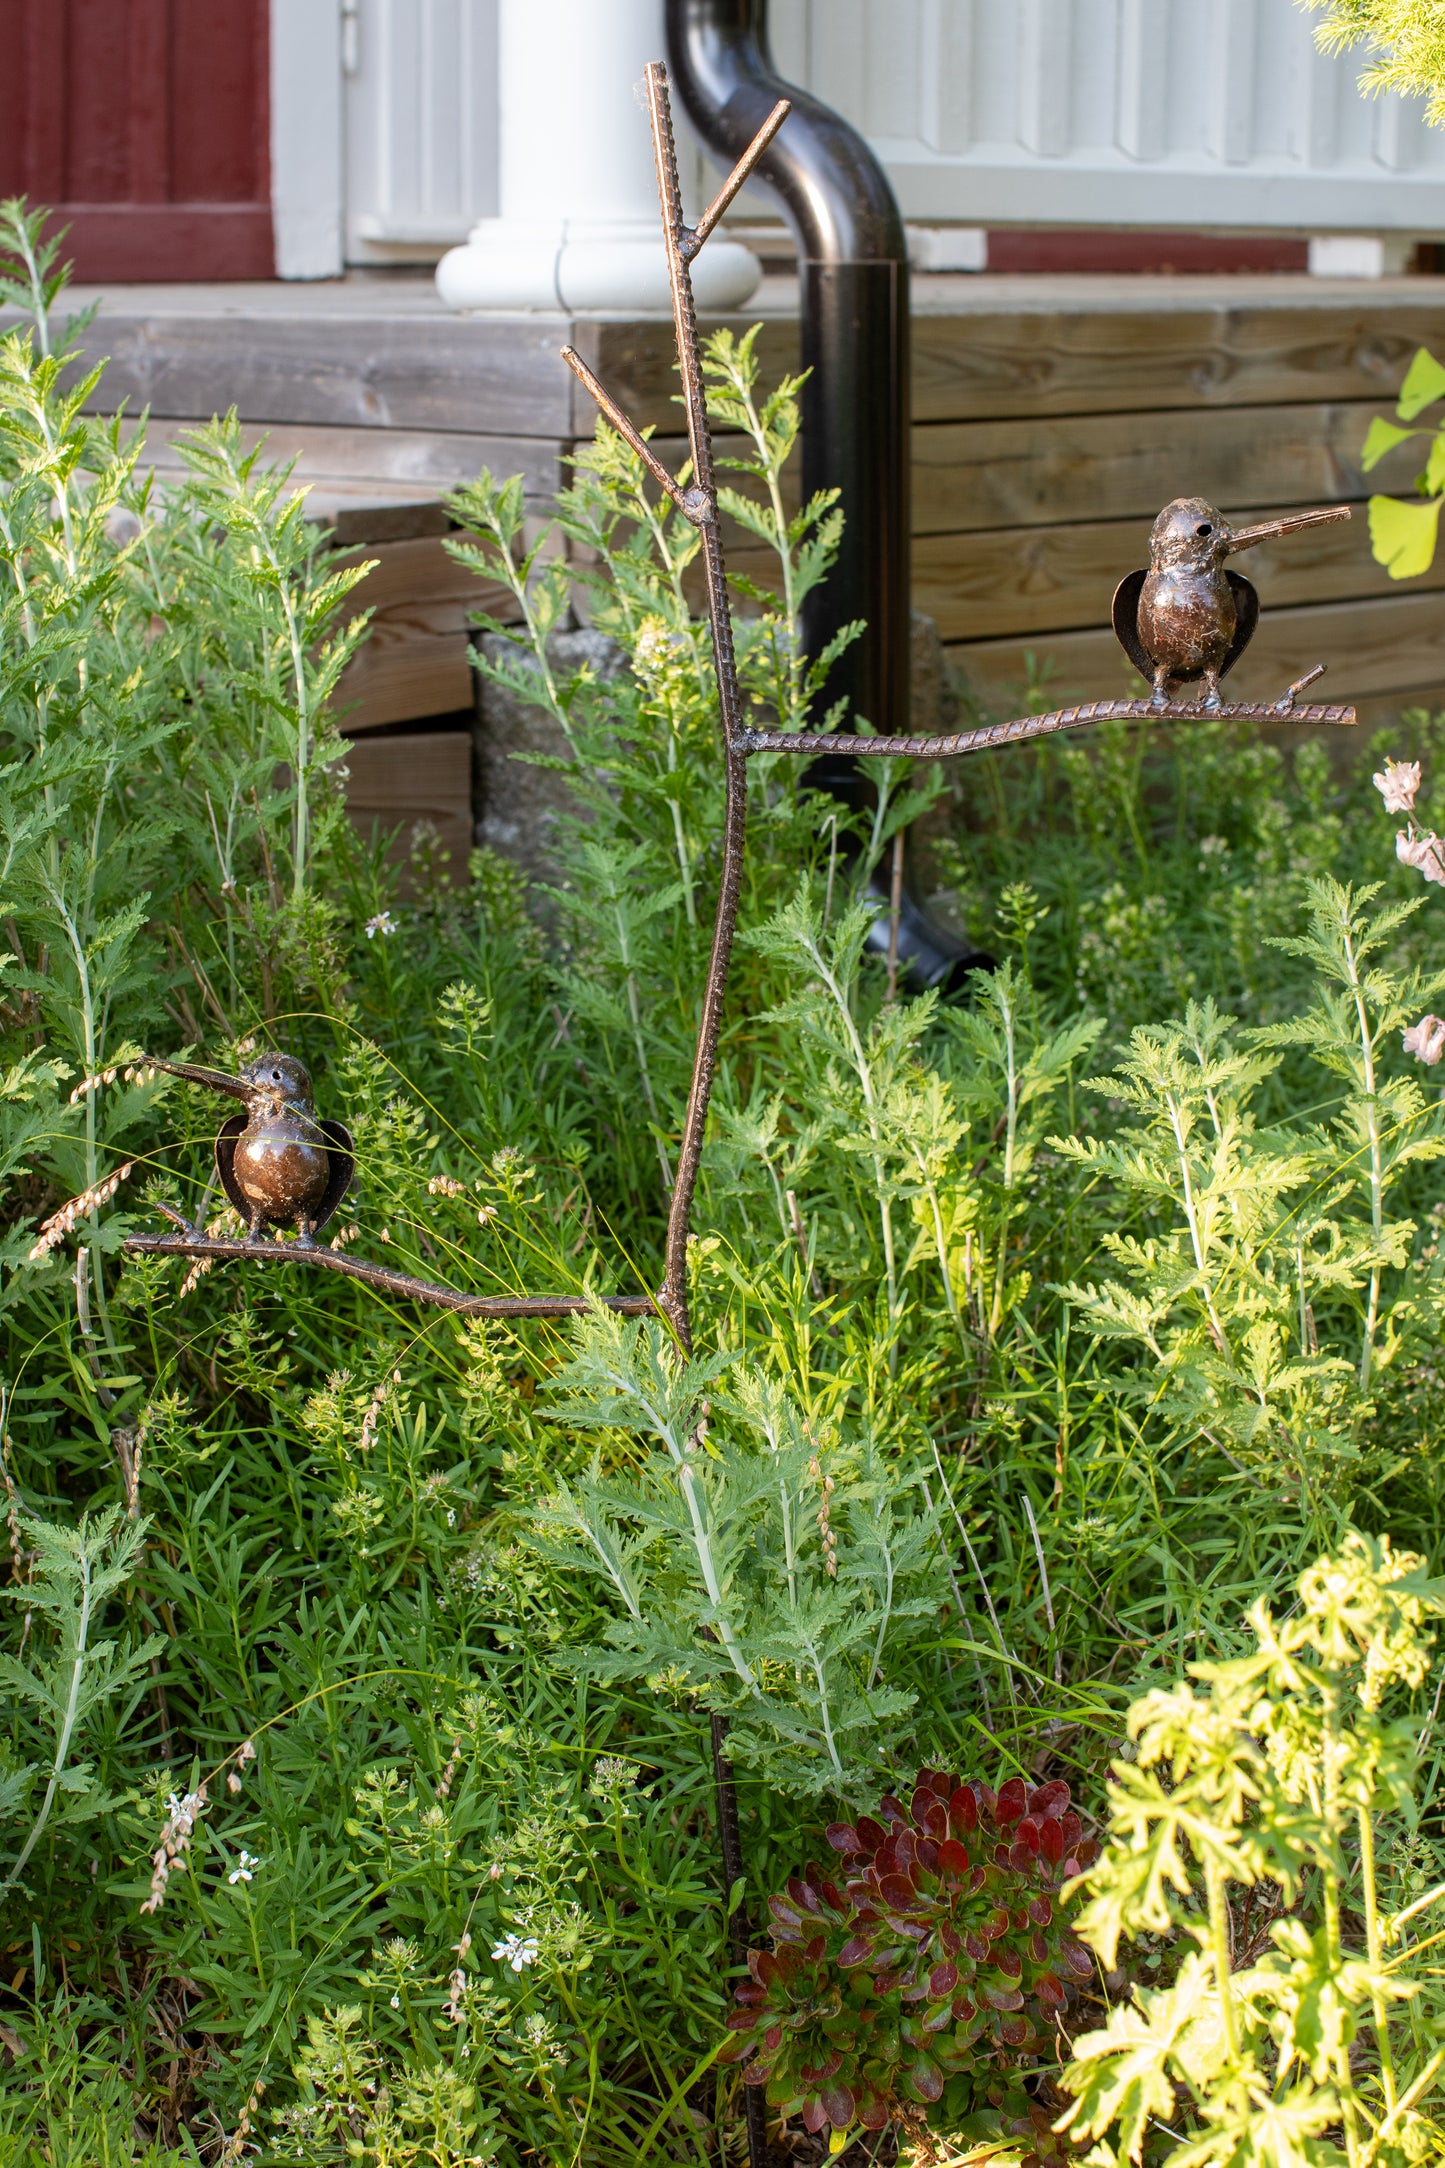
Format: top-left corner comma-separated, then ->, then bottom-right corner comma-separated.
37,278 -> 1445,854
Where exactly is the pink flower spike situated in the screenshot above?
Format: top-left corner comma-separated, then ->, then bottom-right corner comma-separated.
1404,1016 -> 1445,1066
1397,830 -> 1445,886
1376,760 -> 1422,815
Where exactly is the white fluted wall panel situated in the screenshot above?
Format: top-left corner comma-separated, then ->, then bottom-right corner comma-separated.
345,0 -> 499,254
770,0 -> 1445,229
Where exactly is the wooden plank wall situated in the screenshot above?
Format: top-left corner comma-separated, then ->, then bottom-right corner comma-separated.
587,289 -> 1445,730
60,280 -> 1445,872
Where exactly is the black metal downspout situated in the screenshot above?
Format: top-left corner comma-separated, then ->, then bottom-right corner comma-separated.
666,0 -> 989,991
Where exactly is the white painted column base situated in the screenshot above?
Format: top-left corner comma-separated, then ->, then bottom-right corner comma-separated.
436,0 -> 761,316
438,217 -> 761,312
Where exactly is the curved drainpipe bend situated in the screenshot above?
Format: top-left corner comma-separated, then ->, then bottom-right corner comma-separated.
665,0 -> 994,991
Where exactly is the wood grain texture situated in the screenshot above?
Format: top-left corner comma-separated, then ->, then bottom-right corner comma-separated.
911,498 -> 1426,642
332,538 -> 519,732
946,590 -> 1445,714
568,318 -> 800,436
335,624 -> 474,734
337,535 -> 516,626
913,399 -> 1391,535
546,299 -> 1445,430
910,302 -> 1445,423
67,312 -> 577,434
141,418 -> 563,498
341,728 -> 473,872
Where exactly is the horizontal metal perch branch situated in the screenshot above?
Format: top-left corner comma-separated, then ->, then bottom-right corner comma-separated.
741,692 -> 1356,760
125,1226 -> 656,1318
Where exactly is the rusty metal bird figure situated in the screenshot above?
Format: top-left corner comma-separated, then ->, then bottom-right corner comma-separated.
1113,498 -> 1351,711
149,1051 -> 354,1244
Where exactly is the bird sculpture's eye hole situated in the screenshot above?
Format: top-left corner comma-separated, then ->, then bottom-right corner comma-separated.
271,1068 -> 282,1082
1196,522 -> 1212,536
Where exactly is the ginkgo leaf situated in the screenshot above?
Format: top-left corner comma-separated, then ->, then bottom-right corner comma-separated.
1397,344 -> 1445,420
1361,416 -> 1421,471
1368,492 -> 1443,580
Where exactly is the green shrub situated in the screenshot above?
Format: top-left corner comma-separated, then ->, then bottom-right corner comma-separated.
1060,1532 -> 1445,2166
0,190 -> 1443,2166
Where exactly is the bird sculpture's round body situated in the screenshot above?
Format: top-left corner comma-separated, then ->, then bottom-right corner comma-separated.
1137,499 -> 1240,692
147,1048 -> 354,1245
228,1054 -> 335,1236
1112,496 -> 1350,711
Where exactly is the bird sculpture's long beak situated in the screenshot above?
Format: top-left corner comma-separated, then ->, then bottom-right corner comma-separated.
145,1056 -> 251,1101
1227,505 -> 1352,552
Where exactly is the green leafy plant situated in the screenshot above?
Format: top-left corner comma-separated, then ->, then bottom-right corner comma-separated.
1300,2 -> 1445,126
1358,347 -> 1445,579
721,1767 -> 1098,2157
1059,1532 -> 1445,2165
1,1507 -> 155,1891
520,1302 -> 943,1796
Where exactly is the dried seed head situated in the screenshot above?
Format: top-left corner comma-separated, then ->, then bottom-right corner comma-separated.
28,1163 -> 134,1260
68,1067 -> 119,1106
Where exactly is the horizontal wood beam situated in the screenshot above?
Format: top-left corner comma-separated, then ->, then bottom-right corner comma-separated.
948,589 -> 1445,713
912,497 -> 1428,643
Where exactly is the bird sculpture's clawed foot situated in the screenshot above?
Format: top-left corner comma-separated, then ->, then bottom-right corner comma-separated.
1200,671 -> 1223,714
246,1213 -> 267,1246
295,1218 -> 316,1250
1150,667 -> 1172,712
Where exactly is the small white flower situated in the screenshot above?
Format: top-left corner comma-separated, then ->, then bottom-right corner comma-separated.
365,911 -> 398,939
1375,759 -> 1422,815
390,1992 -> 401,2009
1397,830 -> 1445,886
1404,1015 -> 1445,1065
490,1932 -> 540,1973
227,1849 -> 261,1886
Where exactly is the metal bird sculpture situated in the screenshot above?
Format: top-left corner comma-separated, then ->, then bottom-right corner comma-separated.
1113,498 -> 1351,710
149,1051 -> 354,1244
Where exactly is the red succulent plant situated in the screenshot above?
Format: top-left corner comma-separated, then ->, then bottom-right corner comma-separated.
719,1769 -> 1098,2162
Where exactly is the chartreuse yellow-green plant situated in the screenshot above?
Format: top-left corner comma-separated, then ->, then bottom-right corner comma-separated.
1300,2 -> 1445,126
1355,347 -> 1445,580
1058,1533 -> 1445,2165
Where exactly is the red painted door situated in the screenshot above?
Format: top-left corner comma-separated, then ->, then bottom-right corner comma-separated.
0,0 -> 273,280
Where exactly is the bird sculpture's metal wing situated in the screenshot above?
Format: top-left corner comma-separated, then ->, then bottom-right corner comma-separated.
1111,569 -> 1151,678
315,1120 -> 356,1235
1220,570 -> 1260,682
214,1112 -> 249,1221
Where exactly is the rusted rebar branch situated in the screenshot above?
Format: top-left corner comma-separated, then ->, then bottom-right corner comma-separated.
125,1232 -> 656,1319
741,694 -> 1357,761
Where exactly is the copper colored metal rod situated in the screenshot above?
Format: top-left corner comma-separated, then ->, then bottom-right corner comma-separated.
123,1232 -> 657,1318
741,697 -> 1357,761
643,59 -> 770,1354
687,95 -> 791,252
559,346 -> 690,512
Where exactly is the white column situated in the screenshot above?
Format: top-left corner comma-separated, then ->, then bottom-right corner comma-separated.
270,0 -> 344,279
436,0 -> 761,311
